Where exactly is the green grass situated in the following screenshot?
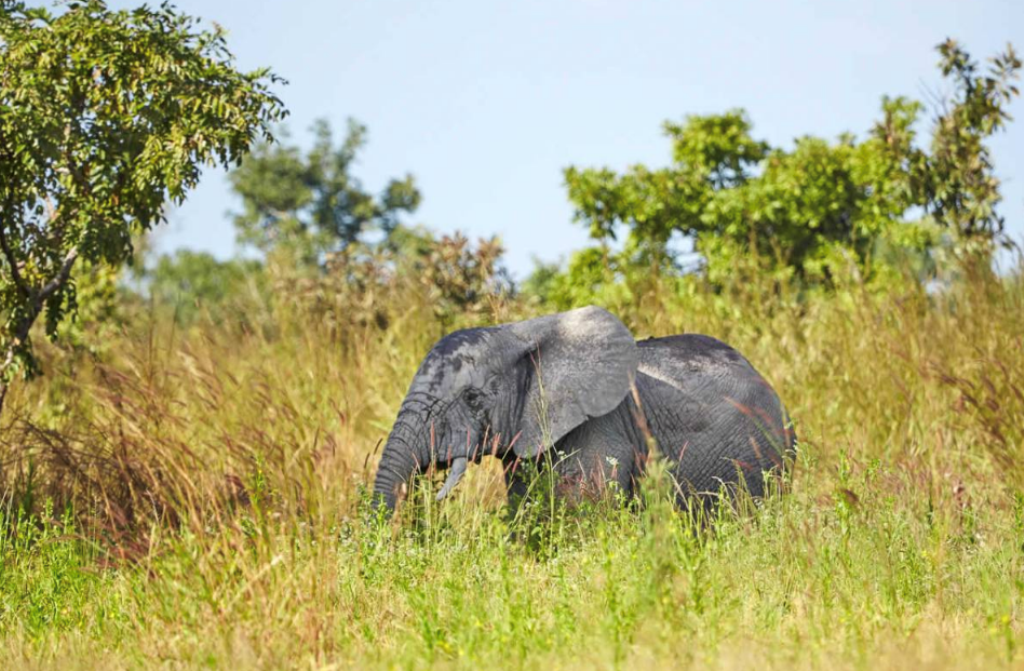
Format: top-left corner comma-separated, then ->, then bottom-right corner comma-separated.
2,266 -> 1023,669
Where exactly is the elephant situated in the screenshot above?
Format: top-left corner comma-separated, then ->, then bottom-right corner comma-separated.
372,306 -> 795,514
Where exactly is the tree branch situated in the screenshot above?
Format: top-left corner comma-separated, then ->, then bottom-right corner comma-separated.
0,219 -> 31,299
38,246 -> 79,301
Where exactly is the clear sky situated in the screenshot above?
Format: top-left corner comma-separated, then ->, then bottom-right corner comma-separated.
109,0 -> 1024,278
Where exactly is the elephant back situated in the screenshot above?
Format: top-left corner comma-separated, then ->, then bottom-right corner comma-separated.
634,334 -> 794,501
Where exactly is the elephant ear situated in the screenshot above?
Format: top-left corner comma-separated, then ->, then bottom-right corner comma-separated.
507,306 -> 638,458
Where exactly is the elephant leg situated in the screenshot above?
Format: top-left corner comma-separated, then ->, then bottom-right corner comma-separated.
552,407 -> 647,505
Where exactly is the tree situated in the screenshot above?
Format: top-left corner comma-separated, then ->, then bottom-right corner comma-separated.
148,250 -> 263,325
229,118 -> 421,264
0,1 -> 286,414
915,40 -> 1021,250
228,120 -> 514,335
559,41 -> 1019,290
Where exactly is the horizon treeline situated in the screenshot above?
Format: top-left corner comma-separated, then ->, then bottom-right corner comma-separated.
2,5 -> 1020,405
139,38 -> 1021,326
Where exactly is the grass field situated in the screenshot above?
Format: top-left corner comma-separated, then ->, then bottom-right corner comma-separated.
2,266 -> 1023,669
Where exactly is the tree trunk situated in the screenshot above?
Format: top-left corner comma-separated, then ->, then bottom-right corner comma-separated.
0,309 -> 41,421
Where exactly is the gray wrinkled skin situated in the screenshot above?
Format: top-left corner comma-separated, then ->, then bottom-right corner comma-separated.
372,306 -> 795,513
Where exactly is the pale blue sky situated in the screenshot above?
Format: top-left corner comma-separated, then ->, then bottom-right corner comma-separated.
111,0 -> 1023,277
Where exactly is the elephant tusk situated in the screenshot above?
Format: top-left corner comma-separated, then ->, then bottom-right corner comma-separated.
436,457 -> 468,501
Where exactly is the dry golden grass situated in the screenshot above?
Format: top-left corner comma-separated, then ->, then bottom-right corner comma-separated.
1,263 -> 1023,669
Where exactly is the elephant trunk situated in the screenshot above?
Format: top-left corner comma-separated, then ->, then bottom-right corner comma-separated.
372,414 -> 427,513
372,395 -> 483,513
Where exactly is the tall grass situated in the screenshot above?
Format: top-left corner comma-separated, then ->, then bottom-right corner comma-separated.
1,263 -> 1023,669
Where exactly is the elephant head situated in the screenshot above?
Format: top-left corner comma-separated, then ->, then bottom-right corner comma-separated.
372,306 -> 639,511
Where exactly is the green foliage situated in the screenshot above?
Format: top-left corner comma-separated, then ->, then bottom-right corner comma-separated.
916,40 -> 1022,247
0,0 -> 286,410
54,260 -> 122,354
414,231 -> 510,324
288,227 -> 510,336
137,119 -> 509,339
565,111 -> 765,253
700,102 -> 936,285
556,41 -> 1019,295
147,250 -> 263,325
225,119 -> 515,335
527,246 -> 632,310
229,118 -> 421,263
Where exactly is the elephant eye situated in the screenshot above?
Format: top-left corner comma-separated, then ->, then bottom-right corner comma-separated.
462,387 -> 486,413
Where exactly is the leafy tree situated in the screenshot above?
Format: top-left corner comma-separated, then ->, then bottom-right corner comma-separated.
228,120 -> 516,328
697,98 -> 933,284
523,247 -> 631,310
295,228 -> 510,335
415,232 -> 509,324
559,41 -> 1019,290
229,119 -> 421,264
148,250 -> 263,325
56,260 -> 122,351
914,40 -> 1021,249
0,0 -> 286,413
565,111 -> 768,251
